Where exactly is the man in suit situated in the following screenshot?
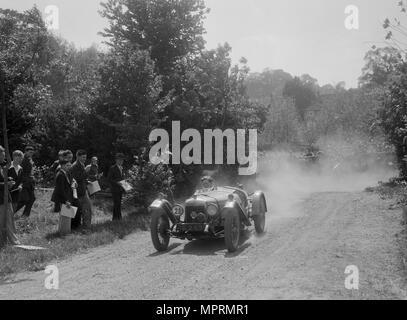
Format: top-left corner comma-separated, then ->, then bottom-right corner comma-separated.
8,150 -> 23,212
51,160 -> 74,212
107,153 -> 125,221
69,150 -> 92,229
50,150 -> 65,176
52,160 -> 75,235
15,146 -> 36,218
85,156 -> 100,182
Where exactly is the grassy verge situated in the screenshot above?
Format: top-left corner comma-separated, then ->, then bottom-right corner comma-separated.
366,178 -> 407,204
0,189 -> 150,279
366,178 -> 407,273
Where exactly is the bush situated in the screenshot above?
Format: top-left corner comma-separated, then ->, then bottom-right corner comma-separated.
34,165 -> 54,188
127,155 -> 175,207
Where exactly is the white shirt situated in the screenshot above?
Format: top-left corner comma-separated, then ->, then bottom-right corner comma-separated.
11,162 -> 22,175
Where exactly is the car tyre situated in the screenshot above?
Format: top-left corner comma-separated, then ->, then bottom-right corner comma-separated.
225,210 -> 240,252
150,209 -> 170,252
253,199 -> 266,234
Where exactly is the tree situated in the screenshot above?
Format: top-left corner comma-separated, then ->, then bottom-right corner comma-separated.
93,45 -> 168,163
378,62 -> 407,176
99,0 -> 268,190
382,1 -> 407,53
359,47 -> 404,88
368,2 -> 407,177
100,0 -> 209,78
0,7 -> 51,149
33,42 -> 102,165
245,68 -> 293,105
283,76 -> 317,121
0,7 -> 50,246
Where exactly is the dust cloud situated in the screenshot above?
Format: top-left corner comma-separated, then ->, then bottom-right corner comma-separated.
252,139 -> 397,220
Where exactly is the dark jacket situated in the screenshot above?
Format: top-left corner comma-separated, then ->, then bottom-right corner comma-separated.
107,164 -> 124,194
8,165 -> 22,203
69,161 -> 88,197
0,164 -> 12,206
51,170 -> 73,206
20,155 -> 35,189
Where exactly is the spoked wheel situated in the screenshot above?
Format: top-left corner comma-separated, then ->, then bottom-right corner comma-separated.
150,210 -> 170,251
224,210 -> 241,253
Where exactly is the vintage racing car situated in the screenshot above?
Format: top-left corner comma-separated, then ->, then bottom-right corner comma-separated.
149,183 -> 267,253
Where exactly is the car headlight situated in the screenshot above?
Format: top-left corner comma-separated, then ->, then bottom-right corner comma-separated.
172,205 -> 184,219
207,203 -> 218,216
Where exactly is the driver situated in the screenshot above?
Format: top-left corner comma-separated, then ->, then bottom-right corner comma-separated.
200,176 -> 215,191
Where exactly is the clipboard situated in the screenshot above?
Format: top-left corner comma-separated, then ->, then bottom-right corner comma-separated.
118,180 -> 133,193
60,204 -> 78,218
87,180 -> 101,195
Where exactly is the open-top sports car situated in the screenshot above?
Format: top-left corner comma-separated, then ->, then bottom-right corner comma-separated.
149,182 -> 267,253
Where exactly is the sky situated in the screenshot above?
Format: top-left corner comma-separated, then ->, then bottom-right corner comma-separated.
0,0 -> 403,88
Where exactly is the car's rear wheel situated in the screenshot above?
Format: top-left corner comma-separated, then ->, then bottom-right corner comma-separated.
224,210 -> 240,252
150,210 -> 170,251
253,199 -> 266,234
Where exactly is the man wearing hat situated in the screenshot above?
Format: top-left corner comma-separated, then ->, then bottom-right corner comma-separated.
107,153 -> 125,221
15,146 -> 36,218
51,159 -> 74,213
70,149 -> 93,229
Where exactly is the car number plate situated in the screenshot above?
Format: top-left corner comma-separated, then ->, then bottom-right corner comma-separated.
178,224 -> 205,232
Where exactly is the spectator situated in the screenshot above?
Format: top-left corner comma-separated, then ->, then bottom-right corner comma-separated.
70,150 -> 92,229
0,145 -> 20,245
107,153 -> 125,221
54,150 -> 75,181
15,146 -> 36,218
8,150 -> 23,212
65,150 -> 74,163
85,156 -> 100,182
52,150 -> 71,213
50,150 -> 65,175
51,160 -> 74,216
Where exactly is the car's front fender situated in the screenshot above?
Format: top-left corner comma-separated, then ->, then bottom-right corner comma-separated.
149,198 -> 177,224
222,200 -> 251,226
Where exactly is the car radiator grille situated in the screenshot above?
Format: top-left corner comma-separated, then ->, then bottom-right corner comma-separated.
185,206 -> 206,223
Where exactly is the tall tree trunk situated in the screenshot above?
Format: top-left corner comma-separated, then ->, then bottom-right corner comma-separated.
1,73 -> 11,247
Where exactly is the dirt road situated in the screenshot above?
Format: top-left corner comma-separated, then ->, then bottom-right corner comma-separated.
0,189 -> 406,300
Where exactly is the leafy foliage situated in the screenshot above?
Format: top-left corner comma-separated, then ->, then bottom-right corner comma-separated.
100,0 -> 209,77
283,76 -> 317,121
0,7 -> 51,149
378,62 -> 407,176
127,152 -> 175,207
359,47 -> 404,88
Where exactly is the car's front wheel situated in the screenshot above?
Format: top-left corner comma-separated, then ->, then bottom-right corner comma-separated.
224,210 -> 240,253
150,209 -> 170,252
253,198 -> 266,234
